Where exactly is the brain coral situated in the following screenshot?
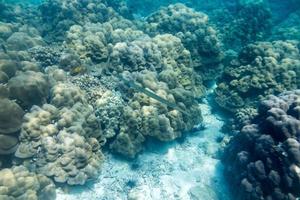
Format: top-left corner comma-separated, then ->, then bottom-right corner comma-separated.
145,3 -> 223,83
15,83 -> 104,185
223,90 -> 300,200
0,165 -> 56,200
215,40 -> 300,113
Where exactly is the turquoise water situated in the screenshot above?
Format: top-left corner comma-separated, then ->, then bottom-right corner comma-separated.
0,1 -> 299,200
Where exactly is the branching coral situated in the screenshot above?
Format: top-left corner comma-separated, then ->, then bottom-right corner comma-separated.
29,45 -> 64,68
223,90 -> 300,200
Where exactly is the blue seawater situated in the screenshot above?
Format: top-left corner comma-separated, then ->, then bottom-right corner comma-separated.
0,0 -> 299,200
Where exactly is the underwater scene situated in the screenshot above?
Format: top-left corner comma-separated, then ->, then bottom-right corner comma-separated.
0,0 -> 300,199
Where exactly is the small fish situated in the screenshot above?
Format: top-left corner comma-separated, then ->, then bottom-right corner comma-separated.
118,74 -> 189,116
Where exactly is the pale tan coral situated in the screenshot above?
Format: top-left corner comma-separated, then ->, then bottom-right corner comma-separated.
0,165 -> 56,200
65,19 -> 138,64
65,19 -> 205,158
215,40 -> 300,113
15,83 -> 104,185
110,70 -> 202,157
38,0 -> 124,41
0,22 -> 14,40
145,3 -> 223,82
0,60 -> 17,79
50,83 -> 86,108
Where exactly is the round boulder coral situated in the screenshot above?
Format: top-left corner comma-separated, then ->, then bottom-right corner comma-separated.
16,83 -> 104,185
0,98 -> 24,155
145,3 -> 223,83
110,70 -> 203,158
215,40 -> 300,114
6,31 -> 45,51
0,98 -> 24,135
8,71 -> 50,109
0,165 -> 56,200
223,90 -> 300,200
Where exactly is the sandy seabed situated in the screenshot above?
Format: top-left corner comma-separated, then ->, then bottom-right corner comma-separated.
56,98 -> 231,200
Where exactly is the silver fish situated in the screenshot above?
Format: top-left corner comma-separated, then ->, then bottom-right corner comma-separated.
118,74 -> 189,116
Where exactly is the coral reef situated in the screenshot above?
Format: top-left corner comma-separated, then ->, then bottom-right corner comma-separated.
0,165 -> 56,200
64,19 -> 140,64
0,23 -> 45,52
0,3 -> 17,23
15,83 -> 104,185
6,30 -> 45,51
223,90 -> 300,200
272,10 -> 300,41
212,2 -> 272,50
0,59 -> 18,79
0,98 -> 24,155
214,40 -> 300,113
8,71 -> 50,109
110,70 -> 203,158
37,0 -> 127,41
145,3 -> 223,83
68,74 -> 125,140
63,17 -> 205,159
68,67 -> 203,158
71,32 -> 204,157
127,0 -> 225,17
29,45 -> 64,68
3,1 -> 299,199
